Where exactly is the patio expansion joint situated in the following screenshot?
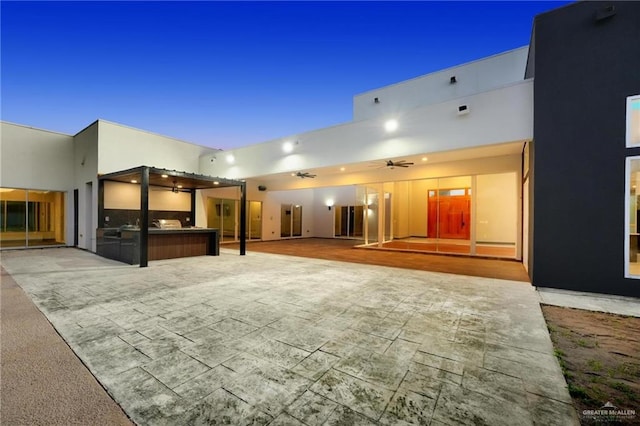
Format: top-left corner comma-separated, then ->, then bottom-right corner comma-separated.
220,386 -> 250,405
524,389 -> 573,406
377,368 -> 412,422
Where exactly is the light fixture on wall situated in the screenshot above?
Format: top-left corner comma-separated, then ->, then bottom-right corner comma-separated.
161,174 -> 169,178
131,180 -> 138,184
450,76 -> 457,84
282,141 -> 294,153
326,200 -> 334,211
384,119 -> 398,133
226,154 -> 235,164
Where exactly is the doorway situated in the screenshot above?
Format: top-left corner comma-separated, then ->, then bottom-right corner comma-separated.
207,197 -> 237,242
85,182 -> 93,250
246,200 -> 262,240
281,204 -> 302,238
0,188 -> 66,249
334,205 -> 363,238
428,188 -> 471,240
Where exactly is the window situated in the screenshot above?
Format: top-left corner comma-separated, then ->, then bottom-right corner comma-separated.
626,95 -> 640,147
0,188 -> 65,248
625,157 -> 640,278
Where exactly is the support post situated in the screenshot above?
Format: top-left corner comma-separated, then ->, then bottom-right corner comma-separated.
239,182 -> 247,255
140,167 -> 149,267
97,179 -> 105,228
190,189 -> 196,227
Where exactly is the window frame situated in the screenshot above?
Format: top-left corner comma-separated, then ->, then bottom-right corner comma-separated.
626,94 -> 640,148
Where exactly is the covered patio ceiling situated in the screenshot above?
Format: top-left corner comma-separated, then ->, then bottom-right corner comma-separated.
247,140 -> 527,190
99,166 -> 243,190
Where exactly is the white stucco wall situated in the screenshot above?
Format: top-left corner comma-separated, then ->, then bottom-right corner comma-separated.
353,46 -> 528,121
200,80 -> 533,181
73,122 -> 100,251
1,122 -> 75,190
97,120 -> 217,175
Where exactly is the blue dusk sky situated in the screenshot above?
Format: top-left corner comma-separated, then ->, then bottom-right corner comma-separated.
1,1 -> 571,150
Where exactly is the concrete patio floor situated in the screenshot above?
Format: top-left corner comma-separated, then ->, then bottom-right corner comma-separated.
1,248 -> 578,425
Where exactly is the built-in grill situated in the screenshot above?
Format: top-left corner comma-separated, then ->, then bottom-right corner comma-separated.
153,219 -> 182,229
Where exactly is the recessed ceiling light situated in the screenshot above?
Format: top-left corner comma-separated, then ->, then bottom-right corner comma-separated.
291,173 -> 296,177
422,157 -> 428,162
384,119 -> 398,132
161,174 -> 169,178
282,141 -> 294,153
340,167 -> 345,171
130,180 -> 138,184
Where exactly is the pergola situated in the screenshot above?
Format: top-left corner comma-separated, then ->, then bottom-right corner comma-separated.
98,166 -> 246,267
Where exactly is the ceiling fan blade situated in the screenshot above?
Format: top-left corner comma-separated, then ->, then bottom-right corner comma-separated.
295,172 -> 317,178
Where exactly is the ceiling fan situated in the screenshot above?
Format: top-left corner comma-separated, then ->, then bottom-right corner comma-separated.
294,171 -> 317,179
151,180 -> 190,193
385,160 -> 414,169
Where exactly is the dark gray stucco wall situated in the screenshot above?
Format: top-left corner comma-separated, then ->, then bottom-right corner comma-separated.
531,1 -> 640,297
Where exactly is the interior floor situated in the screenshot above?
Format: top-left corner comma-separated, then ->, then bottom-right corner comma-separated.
0,239 -> 65,249
378,237 -> 516,258
227,238 -> 529,282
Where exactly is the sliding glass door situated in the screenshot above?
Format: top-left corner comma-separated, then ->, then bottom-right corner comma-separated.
207,197 -> 237,242
334,205 -> 363,238
246,200 -> 262,240
0,188 -> 65,248
281,204 -> 302,238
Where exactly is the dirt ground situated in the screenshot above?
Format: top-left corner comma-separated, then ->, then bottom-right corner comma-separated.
541,305 -> 640,425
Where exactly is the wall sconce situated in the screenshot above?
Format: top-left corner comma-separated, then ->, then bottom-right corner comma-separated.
282,141 -> 294,153
384,119 -> 398,133
450,76 -> 457,84
326,200 -> 334,211
226,154 -> 235,164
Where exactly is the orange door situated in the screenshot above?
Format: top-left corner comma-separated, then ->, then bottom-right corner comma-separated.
428,189 -> 471,240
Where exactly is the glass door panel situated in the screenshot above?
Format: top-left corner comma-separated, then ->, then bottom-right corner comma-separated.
1,188 -> 65,248
384,192 -> 392,242
280,204 -> 302,238
351,206 -> 364,237
281,204 -> 292,237
1,189 -> 27,248
334,205 -> 364,238
221,199 -> 236,241
366,188 -> 379,245
334,206 -> 344,237
292,205 -> 302,237
208,197 -> 237,242
246,201 -> 262,240
475,173 -> 517,258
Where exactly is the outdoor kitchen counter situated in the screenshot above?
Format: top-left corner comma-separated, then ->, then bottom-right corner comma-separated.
97,228 -> 219,265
